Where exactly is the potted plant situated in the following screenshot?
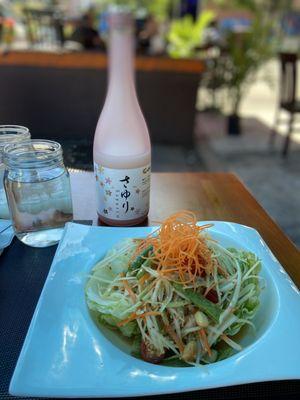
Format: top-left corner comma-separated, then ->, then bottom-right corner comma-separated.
220,17 -> 275,135
197,0 -> 280,134
214,0 -> 281,134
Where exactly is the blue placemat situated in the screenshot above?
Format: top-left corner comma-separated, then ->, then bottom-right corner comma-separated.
1,229 -> 300,399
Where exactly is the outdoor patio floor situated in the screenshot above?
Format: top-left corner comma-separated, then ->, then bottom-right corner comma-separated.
196,112 -> 300,248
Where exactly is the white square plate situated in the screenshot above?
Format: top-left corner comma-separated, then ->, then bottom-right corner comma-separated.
10,222 -> 300,397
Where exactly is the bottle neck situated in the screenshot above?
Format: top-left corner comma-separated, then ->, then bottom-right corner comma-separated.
107,27 -> 136,97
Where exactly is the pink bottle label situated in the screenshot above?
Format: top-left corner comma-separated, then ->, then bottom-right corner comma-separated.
94,162 -> 151,220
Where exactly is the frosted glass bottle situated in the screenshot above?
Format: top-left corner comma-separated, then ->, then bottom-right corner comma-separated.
93,10 -> 151,226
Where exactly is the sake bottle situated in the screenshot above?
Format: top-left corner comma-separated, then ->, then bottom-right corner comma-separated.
93,9 -> 151,226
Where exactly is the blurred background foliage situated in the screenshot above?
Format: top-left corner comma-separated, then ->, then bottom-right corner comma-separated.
93,0 -> 175,19
167,10 -> 215,58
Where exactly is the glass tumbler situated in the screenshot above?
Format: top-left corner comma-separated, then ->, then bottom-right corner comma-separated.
3,140 -> 73,247
0,125 -> 30,219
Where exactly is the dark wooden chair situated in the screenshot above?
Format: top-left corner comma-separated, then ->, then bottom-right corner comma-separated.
271,52 -> 300,156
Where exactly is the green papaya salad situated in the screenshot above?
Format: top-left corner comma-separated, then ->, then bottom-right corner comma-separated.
86,211 -> 262,365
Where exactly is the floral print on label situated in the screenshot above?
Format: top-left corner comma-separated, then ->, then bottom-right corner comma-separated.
94,163 -> 151,220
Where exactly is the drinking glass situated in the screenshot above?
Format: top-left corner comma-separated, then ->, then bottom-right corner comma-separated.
0,125 -> 30,219
3,140 -> 73,247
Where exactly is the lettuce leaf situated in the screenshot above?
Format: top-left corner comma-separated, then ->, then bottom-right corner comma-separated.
85,238 -> 138,335
98,313 -> 138,337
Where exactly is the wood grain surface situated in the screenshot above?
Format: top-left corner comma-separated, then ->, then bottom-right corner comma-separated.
0,51 -> 204,74
70,171 -> 300,287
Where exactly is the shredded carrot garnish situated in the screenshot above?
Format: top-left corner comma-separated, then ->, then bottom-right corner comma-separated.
199,329 -> 212,357
121,277 -> 136,303
163,322 -> 185,353
133,211 -> 214,285
138,273 -> 150,286
117,311 -> 161,327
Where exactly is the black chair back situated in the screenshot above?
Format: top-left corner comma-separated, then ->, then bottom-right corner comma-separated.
279,52 -> 297,107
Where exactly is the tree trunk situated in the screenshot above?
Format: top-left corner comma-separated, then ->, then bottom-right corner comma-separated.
227,114 -> 241,135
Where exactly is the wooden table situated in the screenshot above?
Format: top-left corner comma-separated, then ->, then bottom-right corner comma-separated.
1,170 -> 299,400
70,171 -> 300,287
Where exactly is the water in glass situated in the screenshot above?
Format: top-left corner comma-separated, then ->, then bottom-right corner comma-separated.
3,140 -> 73,247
